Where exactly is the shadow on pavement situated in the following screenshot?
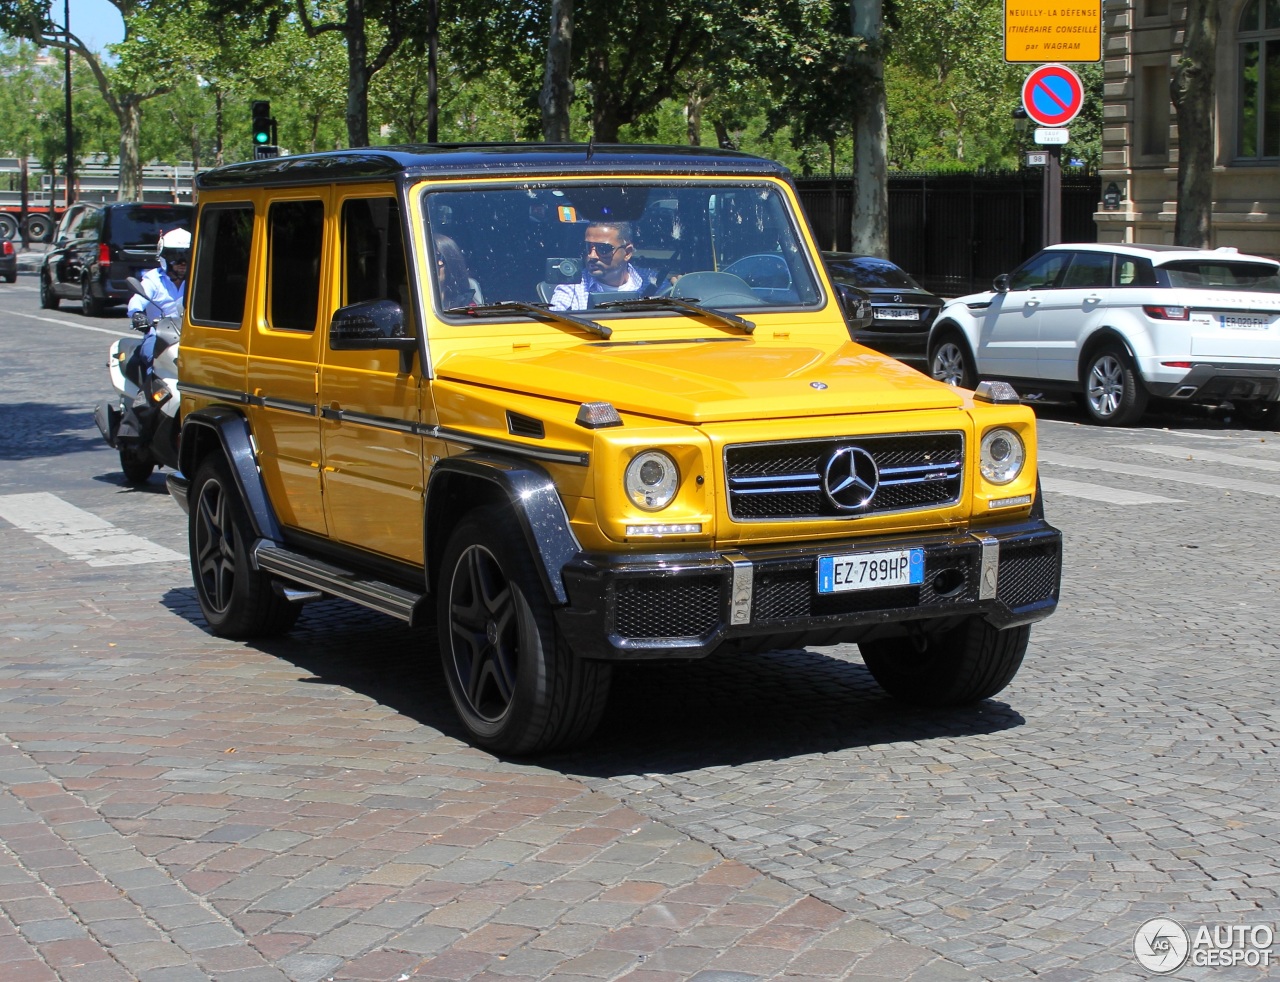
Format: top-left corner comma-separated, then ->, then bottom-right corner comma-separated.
163,588 -> 1025,775
0,401 -> 106,460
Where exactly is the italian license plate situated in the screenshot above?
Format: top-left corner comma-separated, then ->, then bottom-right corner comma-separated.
878,307 -> 918,321
817,548 -> 925,594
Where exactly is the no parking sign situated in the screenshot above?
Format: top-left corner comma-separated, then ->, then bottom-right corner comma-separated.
1021,64 -> 1085,128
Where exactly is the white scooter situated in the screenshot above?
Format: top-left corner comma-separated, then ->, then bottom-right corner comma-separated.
93,276 -> 181,485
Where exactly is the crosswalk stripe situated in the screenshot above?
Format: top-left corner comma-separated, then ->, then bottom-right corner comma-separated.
1041,476 -> 1182,504
1040,451 -> 1280,498
0,493 -> 184,566
1128,444 -> 1280,473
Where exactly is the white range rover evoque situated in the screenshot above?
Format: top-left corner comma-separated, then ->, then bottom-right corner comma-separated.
927,242 -> 1280,426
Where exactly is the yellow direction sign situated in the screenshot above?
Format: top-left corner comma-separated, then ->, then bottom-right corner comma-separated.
1004,2 -> 1102,63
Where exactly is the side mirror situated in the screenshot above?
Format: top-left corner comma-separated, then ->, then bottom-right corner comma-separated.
329,299 -> 417,370
992,273 -> 1011,294
126,275 -> 147,299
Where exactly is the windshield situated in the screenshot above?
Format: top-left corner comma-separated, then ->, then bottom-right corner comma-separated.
1160,260 -> 1280,292
422,182 -> 821,315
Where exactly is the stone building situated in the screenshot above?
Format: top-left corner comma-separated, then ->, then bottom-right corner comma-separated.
1099,0 -> 1279,257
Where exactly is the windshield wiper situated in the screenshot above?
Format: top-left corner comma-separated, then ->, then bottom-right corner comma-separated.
593,296 -> 755,334
445,301 -> 612,339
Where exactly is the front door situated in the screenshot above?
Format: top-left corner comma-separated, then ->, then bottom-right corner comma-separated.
977,250 -> 1071,380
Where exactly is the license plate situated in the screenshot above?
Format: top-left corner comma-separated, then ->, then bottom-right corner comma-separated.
877,307 -> 918,321
1194,312 -> 1274,331
817,548 -> 924,594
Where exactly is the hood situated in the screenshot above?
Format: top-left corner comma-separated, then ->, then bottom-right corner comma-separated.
435,338 -> 964,423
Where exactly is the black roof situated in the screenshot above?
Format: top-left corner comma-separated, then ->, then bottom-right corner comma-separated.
197,143 -> 793,190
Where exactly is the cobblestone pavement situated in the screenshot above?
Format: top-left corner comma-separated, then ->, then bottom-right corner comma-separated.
0,283 -> 1277,981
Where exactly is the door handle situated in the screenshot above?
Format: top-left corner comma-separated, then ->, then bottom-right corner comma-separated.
1025,299 -> 1040,308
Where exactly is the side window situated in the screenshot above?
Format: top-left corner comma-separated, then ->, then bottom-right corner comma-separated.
190,204 -> 254,327
1061,252 -> 1114,288
1009,251 -> 1069,291
267,200 -> 324,332
1116,256 -> 1157,287
341,197 -> 410,316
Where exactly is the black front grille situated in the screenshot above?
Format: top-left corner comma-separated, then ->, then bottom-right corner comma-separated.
726,433 -> 964,520
613,577 -> 722,640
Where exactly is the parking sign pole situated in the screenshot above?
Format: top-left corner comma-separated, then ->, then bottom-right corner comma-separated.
1044,145 -> 1062,246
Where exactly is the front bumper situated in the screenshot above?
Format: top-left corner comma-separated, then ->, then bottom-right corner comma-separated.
1147,361 -> 1280,403
557,517 -> 1062,660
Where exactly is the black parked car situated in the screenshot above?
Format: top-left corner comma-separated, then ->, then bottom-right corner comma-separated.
40,201 -> 193,316
822,253 -> 943,363
0,238 -> 16,284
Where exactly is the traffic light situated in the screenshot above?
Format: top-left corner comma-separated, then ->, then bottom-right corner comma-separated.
251,101 -> 273,146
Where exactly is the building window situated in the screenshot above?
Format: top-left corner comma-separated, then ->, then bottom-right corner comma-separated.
1139,64 -> 1171,157
1238,0 -> 1280,158
1144,0 -> 1170,17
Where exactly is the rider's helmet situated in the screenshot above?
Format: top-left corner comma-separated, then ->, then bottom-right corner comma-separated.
157,227 -> 191,268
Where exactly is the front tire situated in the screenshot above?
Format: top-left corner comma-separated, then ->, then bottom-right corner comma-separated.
438,506 -> 611,755
929,332 -> 977,389
119,445 -> 155,486
39,272 -> 59,310
1082,345 -> 1148,425
860,619 -> 1031,706
189,455 -> 299,639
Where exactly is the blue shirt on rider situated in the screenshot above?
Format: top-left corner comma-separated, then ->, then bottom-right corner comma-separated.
127,262 -> 186,320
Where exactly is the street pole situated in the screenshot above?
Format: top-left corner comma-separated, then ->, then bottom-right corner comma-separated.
1043,144 -> 1061,246
63,0 -> 74,210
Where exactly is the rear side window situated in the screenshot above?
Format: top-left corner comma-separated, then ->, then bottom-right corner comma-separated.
1061,252 -> 1114,288
191,204 -> 254,327
267,200 -> 324,331
1116,256 -> 1157,287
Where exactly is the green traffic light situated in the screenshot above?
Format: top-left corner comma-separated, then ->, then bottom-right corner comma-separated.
254,132 -> 269,144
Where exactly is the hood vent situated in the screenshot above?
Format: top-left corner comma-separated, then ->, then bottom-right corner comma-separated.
506,411 -> 545,439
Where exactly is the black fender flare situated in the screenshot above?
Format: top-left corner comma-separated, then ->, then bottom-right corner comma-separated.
178,407 -> 283,543
425,453 -> 582,606
1078,329 -> 1143,386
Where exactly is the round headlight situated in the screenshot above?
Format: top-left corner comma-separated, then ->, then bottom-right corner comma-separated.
980,427 -> 1025,485
625,450 -> 680,511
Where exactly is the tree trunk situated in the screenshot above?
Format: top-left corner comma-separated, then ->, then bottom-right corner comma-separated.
215,89 -> 224,168
713,120 -> 736,150
118,100 -> 143,202
427,0 -> 439,141
1171,0 -> 1218,248
589,51 -> 621,142
346,0 -> 370,147
19,156 -> 28,250
850,0 -> 889,258
540,0 -> 574,141
686,82 -> 704,146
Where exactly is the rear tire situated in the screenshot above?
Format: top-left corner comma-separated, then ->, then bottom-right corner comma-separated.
39,272 -> 59,310
438,506 -> 611,755
860,618 -> 1031,706
1081,345 -> 1147,425
189,455 -> 299,639
929,332 -> 977,389
81,277 -> 104,317
119,445 -> 155,486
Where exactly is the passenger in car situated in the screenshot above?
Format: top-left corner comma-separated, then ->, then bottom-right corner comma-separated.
435,234 -> 481,309
550,221 -> 655,310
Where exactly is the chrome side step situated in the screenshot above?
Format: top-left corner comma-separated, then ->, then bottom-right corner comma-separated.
253,540 -> 427,624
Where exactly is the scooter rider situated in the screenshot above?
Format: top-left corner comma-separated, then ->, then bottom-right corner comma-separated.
126,228 -> 190,378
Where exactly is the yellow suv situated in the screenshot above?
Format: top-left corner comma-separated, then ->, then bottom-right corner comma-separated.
171,145 -> 1062,754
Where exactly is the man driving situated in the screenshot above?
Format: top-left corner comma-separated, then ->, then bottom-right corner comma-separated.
550,220 -> 653,311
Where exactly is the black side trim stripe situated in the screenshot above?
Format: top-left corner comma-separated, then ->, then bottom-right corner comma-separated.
179,385 -> 588,466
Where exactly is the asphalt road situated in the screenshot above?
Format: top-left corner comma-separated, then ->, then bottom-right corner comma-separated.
0,273 -> 1277,981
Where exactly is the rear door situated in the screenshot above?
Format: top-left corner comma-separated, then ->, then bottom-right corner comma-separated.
1036,250 -> 1116,382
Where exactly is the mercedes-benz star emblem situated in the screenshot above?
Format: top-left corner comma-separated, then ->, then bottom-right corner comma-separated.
892,294 -> 903,303
822,446 -> 879,511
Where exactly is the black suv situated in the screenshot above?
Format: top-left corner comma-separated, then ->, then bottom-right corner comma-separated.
39,201 -> 193,315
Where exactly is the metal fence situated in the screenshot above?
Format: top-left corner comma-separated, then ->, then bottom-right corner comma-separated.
796,171 -> 1102,297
